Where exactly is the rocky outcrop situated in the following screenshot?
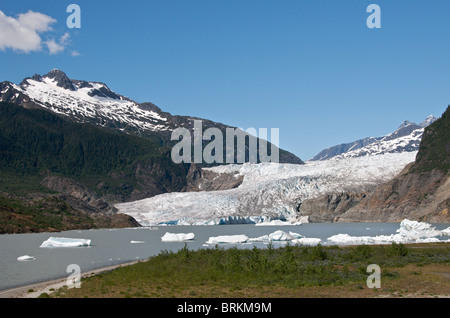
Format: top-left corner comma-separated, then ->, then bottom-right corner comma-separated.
298,107 -> 449,223
335,169 -> 449,223
297,192 -> 367,223
40,176 -> 141,228
41,176 -> 117,214
184,164 -> 244,192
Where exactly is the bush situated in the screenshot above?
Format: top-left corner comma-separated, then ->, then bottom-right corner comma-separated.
389,242 -> 408,257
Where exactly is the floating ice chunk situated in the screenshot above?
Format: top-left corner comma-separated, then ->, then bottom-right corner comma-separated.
206,235 -> 248,244
255,220 -> 295,226
269,230 -> 300,241
40,237 -> 91,248
130,241 -> 145,244
415,237 -> 441,243
161,232 -> 195,242
442,227 -> 450,236
248,235 -> 269,242
17,255 -> 35,261
327,234 -> 374,245
248,231 -> 305,242
291,238 -> 322,245
397,219 -> 442,240
327,219 -> 444,245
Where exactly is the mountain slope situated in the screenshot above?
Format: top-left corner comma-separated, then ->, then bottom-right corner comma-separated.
0,101 -> 188,201
0,69 -> 303,165
336,106 -> 450,223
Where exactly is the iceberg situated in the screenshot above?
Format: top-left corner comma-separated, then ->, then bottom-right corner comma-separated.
327,219 -> 445,245
161,232 -> 195,242
206,235 -> 249,244
130,240 -> 145,244
40,237 -> 92,248
250,230 -> 303,241
17,255 -> 35,261
396,219 -> 442,240
442,227 -> 450,236
291,237 -> 322,245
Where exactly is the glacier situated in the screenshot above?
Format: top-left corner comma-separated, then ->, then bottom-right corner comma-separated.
116,152 -> 418,226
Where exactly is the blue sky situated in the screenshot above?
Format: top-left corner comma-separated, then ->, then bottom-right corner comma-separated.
1,0 -> 450,160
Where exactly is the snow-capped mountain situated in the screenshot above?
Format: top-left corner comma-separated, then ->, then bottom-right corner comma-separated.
0,69 -> 171,133
0,69 -> 303,164
311,116 -> 438,161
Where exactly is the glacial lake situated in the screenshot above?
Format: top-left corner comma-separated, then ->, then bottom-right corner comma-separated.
1,222 -> 449,291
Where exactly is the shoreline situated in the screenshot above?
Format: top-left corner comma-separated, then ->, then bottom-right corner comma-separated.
0,260 -> 140,298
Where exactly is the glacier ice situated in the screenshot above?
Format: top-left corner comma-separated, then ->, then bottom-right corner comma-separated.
40,237 -> 92,248
255,220 -> 303,226
116,152 -> 417,226
161,232 -> 195,242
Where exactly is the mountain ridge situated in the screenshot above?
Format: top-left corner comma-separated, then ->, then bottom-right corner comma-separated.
310,115 -> 438,161
0,69 -> 303,165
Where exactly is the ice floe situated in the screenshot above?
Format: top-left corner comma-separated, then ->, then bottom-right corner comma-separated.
40,237 -> 92,248
206,235 -> 249,244
203,220 -> 447,247
17,255 -> 35,261
161,232 -> 195,242
205,230 -> 322,246
327,219 -> 448,245
292,237 -> 322,245
249,230 -> 303,242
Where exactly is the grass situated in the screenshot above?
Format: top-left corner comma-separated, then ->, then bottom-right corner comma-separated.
52,243 -> 450,298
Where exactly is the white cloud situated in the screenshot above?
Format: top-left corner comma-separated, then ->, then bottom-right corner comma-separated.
45,32 -> 71,55
0,10 -> 59,53
45,39 -> 64,55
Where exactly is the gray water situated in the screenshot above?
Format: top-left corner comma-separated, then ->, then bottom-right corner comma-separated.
0,223 -> 448,291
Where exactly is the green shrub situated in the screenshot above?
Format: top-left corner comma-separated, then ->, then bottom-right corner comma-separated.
389,242 -> 408,257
